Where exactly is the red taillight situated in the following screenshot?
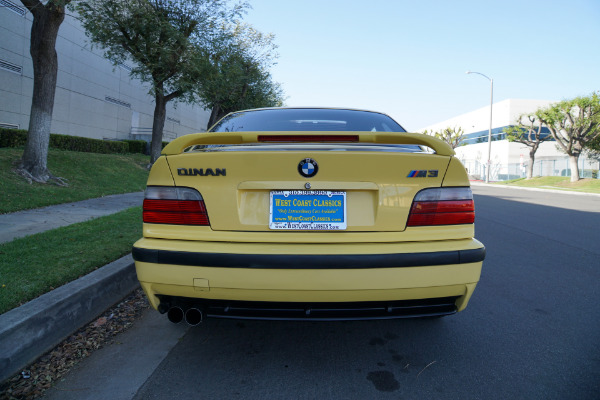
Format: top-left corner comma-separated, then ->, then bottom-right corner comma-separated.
407,187 -> 475,227
258,135 -> 359,142
143,187 -> 210,226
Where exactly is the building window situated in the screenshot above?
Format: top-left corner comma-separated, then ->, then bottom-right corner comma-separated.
105,96 -> 131,109
118,62 -> 132,72
460,126 -> 553,145
0,59 -> 23,75
1,0 -> 26,16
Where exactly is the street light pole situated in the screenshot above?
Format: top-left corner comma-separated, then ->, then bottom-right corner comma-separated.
466,71 -> 493,183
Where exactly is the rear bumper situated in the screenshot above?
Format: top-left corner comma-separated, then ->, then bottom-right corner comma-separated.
155,296 -> 461,321
133,238 -> 485,319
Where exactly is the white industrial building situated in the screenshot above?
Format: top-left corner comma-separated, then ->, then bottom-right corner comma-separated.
0,1 -> 210,142
421,99 -> 599,180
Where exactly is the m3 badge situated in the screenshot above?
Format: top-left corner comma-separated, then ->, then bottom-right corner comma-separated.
407,170 -> 438,178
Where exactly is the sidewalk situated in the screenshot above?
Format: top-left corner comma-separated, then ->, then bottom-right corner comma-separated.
0,192 -> 144,244
0,192 -> 144,383
470,181 -> 600,197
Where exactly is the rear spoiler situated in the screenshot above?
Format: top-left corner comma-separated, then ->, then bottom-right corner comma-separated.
161,132 -> 455,157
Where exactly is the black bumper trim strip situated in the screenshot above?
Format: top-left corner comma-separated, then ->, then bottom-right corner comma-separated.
459,247 -> 486,264
132,246 -> 485,269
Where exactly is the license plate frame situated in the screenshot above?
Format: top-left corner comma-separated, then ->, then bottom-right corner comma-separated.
269,190 -> 347,230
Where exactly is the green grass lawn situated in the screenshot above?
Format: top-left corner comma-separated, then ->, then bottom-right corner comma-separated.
494,176 -> 600,194
0,148 -> 149,213
0,207 -> 142,314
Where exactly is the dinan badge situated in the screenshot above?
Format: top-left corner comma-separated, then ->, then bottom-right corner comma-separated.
298,158 -> 318,178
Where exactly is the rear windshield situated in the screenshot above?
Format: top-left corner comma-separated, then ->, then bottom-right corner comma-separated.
210,108 -> 407,133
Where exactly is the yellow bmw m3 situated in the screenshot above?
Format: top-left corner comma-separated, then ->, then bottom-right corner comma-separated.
132,108 -> 485,325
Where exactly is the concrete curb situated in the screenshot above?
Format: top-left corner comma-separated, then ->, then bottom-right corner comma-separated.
0,254 -> 139,383
470,181 -> 600,197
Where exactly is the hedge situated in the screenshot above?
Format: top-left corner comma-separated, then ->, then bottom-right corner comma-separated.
0,128 -> 149,154
0,128 -> 28,148
50,133 -> 128,154
121,139 -> 148,154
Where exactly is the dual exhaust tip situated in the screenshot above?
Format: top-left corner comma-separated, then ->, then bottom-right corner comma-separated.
167,306 -> 203,326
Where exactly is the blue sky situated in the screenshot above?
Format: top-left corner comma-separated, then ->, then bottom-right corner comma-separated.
245,0 -> 600,131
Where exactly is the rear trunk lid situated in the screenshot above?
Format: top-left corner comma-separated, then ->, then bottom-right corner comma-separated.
161,132 -> 457,232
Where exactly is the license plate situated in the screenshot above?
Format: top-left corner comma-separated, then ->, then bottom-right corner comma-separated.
269,191 -> 347,230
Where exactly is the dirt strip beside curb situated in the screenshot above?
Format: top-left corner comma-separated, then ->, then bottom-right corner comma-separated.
0,255 -> 138,383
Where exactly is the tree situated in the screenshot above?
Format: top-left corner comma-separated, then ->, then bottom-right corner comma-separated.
503,114 -> 552,179
202,23 -> 284,128
17,0 -> 72,185
75,0 -> 246,163
586,135 -> 600,160
535,93 -> 600,182
422,127 -> 465,149
204,55 -> 284,128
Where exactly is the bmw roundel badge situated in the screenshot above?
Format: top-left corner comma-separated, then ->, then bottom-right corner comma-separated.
298,158 -> 318,178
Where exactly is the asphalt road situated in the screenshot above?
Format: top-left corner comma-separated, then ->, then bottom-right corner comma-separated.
47,186 -> 600,400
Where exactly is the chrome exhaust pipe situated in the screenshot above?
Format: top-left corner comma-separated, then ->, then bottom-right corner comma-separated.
184,308 -> 203,326
167,307 -> 184,324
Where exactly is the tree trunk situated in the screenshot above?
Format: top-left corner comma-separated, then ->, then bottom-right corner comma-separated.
207,104 -> 222,130
526,154 -> 535,180
18,2 -> 66,184
569,155 -> 581,182
150,92 -> 167,165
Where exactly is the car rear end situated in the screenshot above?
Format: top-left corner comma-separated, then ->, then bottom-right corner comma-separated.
133,109 -> 484,323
